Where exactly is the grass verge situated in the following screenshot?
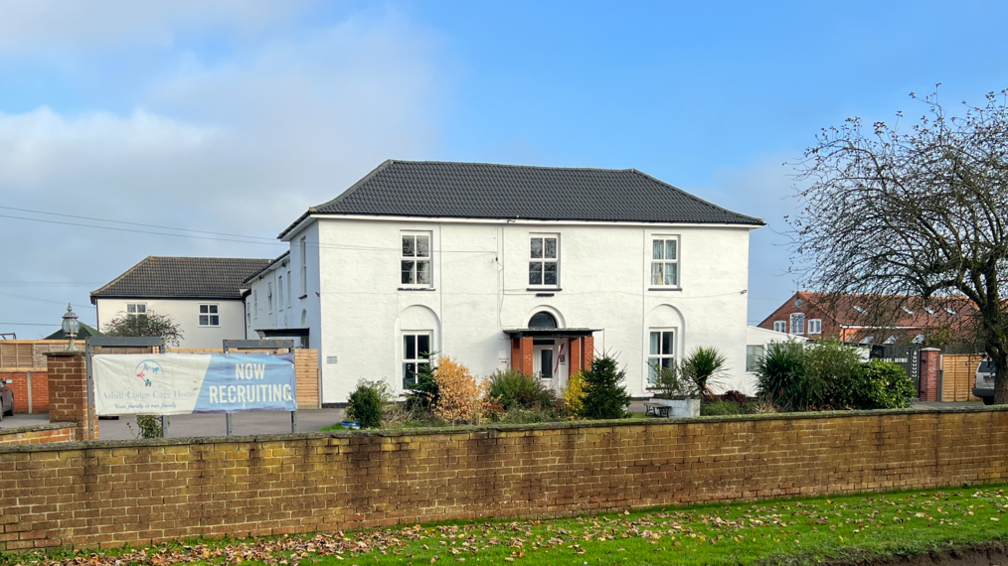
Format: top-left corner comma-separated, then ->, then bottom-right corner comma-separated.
5,484 -> 1008,566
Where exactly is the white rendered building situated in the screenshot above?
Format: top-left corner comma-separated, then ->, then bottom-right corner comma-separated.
248,160 -> 764,405
91,256 -> 271,350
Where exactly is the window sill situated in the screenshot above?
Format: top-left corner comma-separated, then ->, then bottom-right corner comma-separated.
399,287 -> 436,292
526,287 -> 562,292
648,287 -> 682,292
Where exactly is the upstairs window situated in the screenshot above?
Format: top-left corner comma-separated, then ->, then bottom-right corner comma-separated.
650,236 -> 679,287
401,233 -> 432,286
253,291 -> 258,319
402,333 -> 432,388
529,235 -> 559,286
126,303 -> 147,317
299,237 -> 307,297
267,282 -> 273,314
199,304 -> 220,327
278,276 -> 284,310
286,271 -> 291,308
790,313 -> 805,335
773,320 -> 786,333
808,318 -> 822,335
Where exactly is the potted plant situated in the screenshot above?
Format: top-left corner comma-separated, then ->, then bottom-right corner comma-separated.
648,361 -> 700,417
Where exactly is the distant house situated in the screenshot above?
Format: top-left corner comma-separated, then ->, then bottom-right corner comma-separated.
247,159 -> 764,404
757,291 -> 972,346
91,256 -> 271,349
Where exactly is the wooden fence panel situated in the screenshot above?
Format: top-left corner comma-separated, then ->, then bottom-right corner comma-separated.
942,353 -> 982,402
0,340 -> 80,370
294,349 -> 319,409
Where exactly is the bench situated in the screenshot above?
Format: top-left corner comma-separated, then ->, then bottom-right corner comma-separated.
644,403 -> 671,418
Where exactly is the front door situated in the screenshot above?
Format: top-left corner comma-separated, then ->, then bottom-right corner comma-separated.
532,339 -> 556,380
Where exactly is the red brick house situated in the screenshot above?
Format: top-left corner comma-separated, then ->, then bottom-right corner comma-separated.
757,291 -> 973,346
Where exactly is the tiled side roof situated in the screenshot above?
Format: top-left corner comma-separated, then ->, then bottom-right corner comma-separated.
279,160 -> 763,237
91,256 -> 272,300
242,251 -> 290,284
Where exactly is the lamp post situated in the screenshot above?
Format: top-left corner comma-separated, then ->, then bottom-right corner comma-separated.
61,303 -> 79,352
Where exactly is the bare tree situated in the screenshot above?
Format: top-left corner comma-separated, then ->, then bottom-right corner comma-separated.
103,311 -> 184,347
790,87 -> 1008,403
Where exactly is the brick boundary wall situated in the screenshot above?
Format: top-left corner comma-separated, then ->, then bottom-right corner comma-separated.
0,370 -> 50,413
0,423 -> 76,446
1,406 -> 1006,552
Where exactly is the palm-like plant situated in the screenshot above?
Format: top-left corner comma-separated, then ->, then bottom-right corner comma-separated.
682,346 -> 727,399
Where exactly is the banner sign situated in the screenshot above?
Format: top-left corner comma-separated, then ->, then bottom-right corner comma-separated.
92,353 -> 297,416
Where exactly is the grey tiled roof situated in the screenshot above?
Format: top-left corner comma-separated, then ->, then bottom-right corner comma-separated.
280,160 -> 762,237
91,256 -> 272,300
243,251 -> 290,284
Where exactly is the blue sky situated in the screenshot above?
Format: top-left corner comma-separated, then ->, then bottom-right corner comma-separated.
1,0 -> 1007,336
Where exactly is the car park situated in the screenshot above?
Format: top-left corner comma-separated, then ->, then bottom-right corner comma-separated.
973,358 -> 997,405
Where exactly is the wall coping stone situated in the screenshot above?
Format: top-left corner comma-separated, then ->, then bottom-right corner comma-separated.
0,404 -> 1004,454
0,422 -> 76,437
44,351 -> 85,358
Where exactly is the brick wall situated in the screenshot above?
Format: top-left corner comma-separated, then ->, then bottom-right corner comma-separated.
1,406 -> 1006,552
919,348 -> 941,401
0,340 -> 73,414
0,424 -> 75,446
45,352 -> 96,441
0,370 -> 49,413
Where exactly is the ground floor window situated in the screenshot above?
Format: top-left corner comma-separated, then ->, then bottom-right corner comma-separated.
746,345 -> 764,372
403,333 -> 431,388
647,329 -> 676,384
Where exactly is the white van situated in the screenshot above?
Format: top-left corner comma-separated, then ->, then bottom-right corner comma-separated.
973,358 -> 997,405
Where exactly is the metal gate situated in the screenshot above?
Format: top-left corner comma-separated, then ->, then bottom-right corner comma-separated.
870,345 -> 922,395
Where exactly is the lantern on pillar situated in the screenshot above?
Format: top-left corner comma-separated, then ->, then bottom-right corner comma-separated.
61,303 -> 80,351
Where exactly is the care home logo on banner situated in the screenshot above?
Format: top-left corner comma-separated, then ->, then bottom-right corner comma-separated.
134,359 -> 162,387
92,353 -> 296,416
93,354 -> 211,416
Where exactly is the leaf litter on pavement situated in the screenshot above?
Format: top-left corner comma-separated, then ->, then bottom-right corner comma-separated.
6,484 -> 1008,566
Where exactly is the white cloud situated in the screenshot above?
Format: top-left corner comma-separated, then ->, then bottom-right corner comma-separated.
0,0 -> 310,55
0,107 -> 215,187
0,7 -> 447,334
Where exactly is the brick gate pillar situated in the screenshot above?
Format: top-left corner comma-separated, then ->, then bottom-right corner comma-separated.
45,351 -> 97,440
919,347 -> 941,402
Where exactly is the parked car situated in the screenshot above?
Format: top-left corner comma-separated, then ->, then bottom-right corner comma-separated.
0,378 -> 12,420
973,358 -> 997,405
